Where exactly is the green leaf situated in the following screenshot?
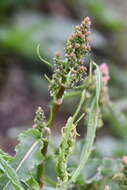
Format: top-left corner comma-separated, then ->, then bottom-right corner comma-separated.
0,156 -> 24,190
1,128 -> 44,189
26,177 -> 40,190
0,151 -> 13,189
93,61 -> 101,105
0,175 -> 9,189
0,149 -> 12,161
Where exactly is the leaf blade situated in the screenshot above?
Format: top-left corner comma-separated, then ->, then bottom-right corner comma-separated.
0,156 -> 24,190
2,128 -> 44,189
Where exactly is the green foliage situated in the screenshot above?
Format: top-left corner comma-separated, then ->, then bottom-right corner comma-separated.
0,156 -> 24,190
0,17 -> 127,190
0,128 -> 43,189
10,129 -> 44,180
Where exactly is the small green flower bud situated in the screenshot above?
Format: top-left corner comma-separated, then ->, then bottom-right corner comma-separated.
34,106 -> 47,132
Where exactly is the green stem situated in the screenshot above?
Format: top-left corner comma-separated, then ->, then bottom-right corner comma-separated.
37,44 -> 52,67
75,113 -> 85,125
64,91 -> 81,100
89,60 -> 93,81
37,84 -> 65,187
72,90 -> 86,122
38,86 -> 65,187
48,86 -> 65,128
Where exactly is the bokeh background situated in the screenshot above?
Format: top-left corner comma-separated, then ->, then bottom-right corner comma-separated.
0,0 -> 127,156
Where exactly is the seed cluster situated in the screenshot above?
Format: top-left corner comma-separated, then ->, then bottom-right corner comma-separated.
49,17 -> 91,97
56,117 -> 77,184
65,16 -> 91,64
33,106 -> 47,131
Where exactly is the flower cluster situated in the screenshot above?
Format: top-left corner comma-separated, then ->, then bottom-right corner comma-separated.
100,63 -> 110,85
33,106 -> 47,131
65,16 -> 91,63
100,63 -> 110,104
49,17 -> 91,97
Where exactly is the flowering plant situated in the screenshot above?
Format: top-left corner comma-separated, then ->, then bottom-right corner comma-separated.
0,17 -> 127,190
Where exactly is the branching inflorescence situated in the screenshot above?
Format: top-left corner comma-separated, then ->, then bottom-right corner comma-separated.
49,17 -> 91,97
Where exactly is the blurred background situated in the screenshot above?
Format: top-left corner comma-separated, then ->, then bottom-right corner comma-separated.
0,0 -> 127,156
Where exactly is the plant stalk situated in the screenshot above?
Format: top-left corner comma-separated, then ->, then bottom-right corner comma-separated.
38,86 -> 65,187
48,85 -> 65,128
